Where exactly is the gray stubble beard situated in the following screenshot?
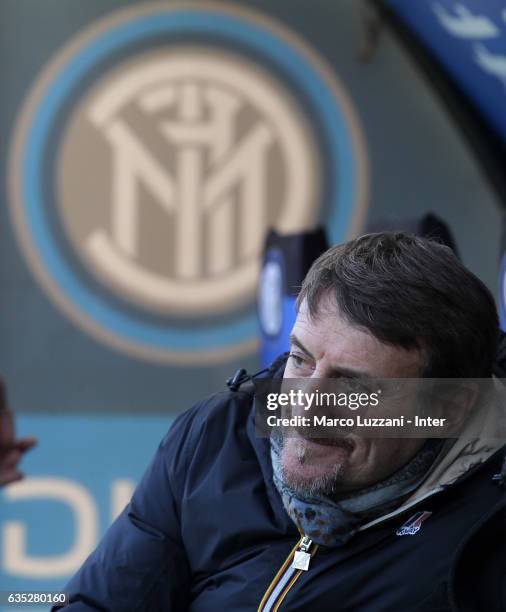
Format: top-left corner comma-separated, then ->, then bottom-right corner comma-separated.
281,437 -> 346,497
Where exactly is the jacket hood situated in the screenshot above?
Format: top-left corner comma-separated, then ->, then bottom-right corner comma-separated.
404,376 -> 505,505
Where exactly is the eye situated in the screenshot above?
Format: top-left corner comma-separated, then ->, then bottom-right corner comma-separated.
288,352 -> 314,373
289,353 -> 305,368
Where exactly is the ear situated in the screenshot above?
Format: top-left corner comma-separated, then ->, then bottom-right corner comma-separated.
436,381 -> 479,435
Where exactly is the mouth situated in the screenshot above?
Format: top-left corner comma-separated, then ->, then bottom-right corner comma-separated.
291,433 -> 356,454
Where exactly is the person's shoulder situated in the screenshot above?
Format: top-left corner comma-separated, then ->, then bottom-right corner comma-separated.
186,378 -> 256,426
157,355 -> 287,468
148,375 -> 258,492
157,372 -> 256,452
163,355 -> 288,444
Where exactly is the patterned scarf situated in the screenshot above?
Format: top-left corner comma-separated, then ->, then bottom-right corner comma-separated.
271,432 -> 445,547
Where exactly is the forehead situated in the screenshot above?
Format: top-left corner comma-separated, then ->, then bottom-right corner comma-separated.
292,297 -> 422,378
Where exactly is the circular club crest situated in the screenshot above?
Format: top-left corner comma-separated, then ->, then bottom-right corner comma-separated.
9,1 -> 368,364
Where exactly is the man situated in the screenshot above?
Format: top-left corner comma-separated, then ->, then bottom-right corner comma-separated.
59,233 -> 505,611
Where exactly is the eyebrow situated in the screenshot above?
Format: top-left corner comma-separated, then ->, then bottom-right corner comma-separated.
289,333 -> 373,380
289,334 -> 314,359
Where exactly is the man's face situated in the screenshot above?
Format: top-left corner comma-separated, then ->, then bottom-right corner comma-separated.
281,295 -> 426,496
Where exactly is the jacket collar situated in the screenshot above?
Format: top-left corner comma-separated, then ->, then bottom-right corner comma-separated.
404,376 -> 505,504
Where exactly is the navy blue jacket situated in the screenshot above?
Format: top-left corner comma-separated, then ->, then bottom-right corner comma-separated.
58,363 -> 506,611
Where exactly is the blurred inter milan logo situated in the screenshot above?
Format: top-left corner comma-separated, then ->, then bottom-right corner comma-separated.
9,2 -> 368,363
59,49 -> 318,315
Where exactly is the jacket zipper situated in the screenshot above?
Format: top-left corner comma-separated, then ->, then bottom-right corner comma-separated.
258,536 -> 317,612
258,487 -> 447,611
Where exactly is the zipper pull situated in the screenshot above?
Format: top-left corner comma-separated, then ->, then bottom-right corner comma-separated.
291,535 -> 313,571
